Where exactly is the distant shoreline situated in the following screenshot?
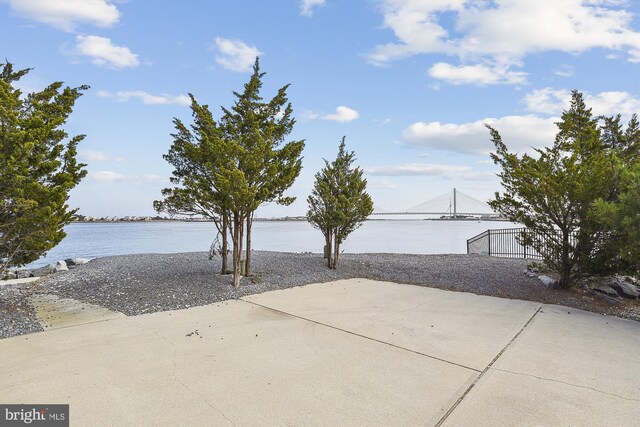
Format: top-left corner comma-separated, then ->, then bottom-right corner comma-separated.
72,216 -> 509,224
71,217 -> 309,223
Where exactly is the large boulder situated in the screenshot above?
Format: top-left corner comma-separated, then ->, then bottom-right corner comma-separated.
64,258 -> 76,267
538,275 -> 561,289
55,260 -> 69,272
1,271 -> 18,280
16,269 -> 32,279
608,281 -> 639,299
31,264 -> 56,277
593,284 -> 619,297
74,257 -> 90,265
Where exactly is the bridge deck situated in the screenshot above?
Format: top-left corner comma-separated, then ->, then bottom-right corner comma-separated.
370,212 -> 500,216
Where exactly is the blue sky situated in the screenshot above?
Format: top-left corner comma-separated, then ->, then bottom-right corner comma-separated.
3,0 -> 640,217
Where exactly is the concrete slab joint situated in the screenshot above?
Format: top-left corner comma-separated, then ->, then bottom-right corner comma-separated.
1,278 -> 639,426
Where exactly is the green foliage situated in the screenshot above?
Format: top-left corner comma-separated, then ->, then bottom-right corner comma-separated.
154,95 -> 228,219
156,58 -> 304,286
489,91 -> 615,288
220,59 -> 304,213
576,112 -> 640,275
600,113 -> 640,163
307,137 -> 373,269
592,161 -> 640,275
0,61 -> 87,270
153,94 -> 234,273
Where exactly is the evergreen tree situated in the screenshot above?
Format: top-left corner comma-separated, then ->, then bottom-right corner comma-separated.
578,113 -> 640,273
220,58 -> 304,277
154,95 -> 232,274
156,58 -> 303,287
592,162 -> 640,275
0,61 -> 87,271
307,137 -> 373,269
489,91 -> 615,288
589,113 -> 640,274
621,114 -> 640,162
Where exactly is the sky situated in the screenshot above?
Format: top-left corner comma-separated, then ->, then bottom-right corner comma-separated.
2,0 -> 640,217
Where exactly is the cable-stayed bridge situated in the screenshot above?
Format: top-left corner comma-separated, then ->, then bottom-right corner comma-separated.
372,188 -> 499,218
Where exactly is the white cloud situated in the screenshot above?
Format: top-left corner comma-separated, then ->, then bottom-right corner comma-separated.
89,171 -> 166,184
79,149 -> 124,162
403,115 -> 558,155
142,174 -> 165,184
300,0 -> 326,17
428,62 -> 526,86
523,87 -> 640,117
367,178 -> 399,189
90,170 -> 126,182
403,88 -> 640,158
588,91 -> 640,117
300,110 -> 321,121
8,0 -> 120,31
75,35 -> 139,69
554,64 -> 574,77
97,90 -> 190,105
365,163 -> 494,180
476,159 -> 495,165
323,106 -> 360,122
522,88 -> 572,115
214,37 -> 261,72
368,0 -> 640,85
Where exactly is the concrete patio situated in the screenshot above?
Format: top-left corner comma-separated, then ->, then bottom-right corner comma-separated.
1,278 -> 638,426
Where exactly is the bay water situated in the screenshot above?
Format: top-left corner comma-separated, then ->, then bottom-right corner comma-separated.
27,219 -> 522,268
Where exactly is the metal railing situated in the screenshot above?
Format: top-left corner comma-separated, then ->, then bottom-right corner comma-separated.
467,227 -> 578,260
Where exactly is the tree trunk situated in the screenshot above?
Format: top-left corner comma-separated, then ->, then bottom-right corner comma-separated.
332,231 -> 339,270
559,231 -> 572,288
245,212 -> 253,276
325,231 -> 333,269
231,212 -> 244,288
221,213 -> 229,275
324,233 -> 330,259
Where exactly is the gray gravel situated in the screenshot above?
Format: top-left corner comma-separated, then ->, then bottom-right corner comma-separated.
1,251 -> 539,339
41,251 -> 538,315
0,282 -> 44,339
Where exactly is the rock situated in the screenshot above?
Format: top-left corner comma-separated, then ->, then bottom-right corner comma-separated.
55,260 -> 69,272
1,271 -> 18,280
74,257 -> 90,265
16,269 -> 33,279
593,292 -> 621,305
608,281 -> 639,299
31,265 -> 55,277
593,284 -> 619,297
64,258 -> 76,267
539,275 -> 561,289
624,276 -> 639,286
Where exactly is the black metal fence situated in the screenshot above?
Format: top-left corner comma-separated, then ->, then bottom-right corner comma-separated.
466,227 -> 578,260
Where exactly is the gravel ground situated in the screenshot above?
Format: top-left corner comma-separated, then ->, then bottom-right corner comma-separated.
0,282 -> 44,339
2,251 -> 638,339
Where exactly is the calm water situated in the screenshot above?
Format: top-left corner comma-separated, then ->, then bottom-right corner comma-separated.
27,220 -> 523,268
